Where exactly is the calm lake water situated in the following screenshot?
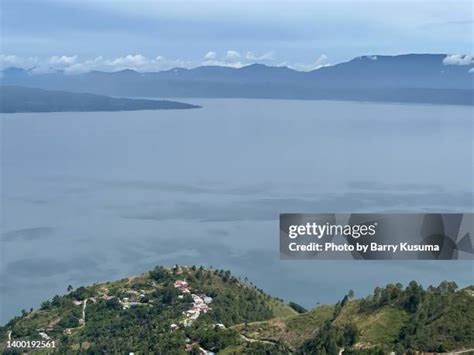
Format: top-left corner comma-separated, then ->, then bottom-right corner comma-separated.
1,99 -> 473,323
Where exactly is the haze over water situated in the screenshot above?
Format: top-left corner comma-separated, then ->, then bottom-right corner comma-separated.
1,99 -> 473,323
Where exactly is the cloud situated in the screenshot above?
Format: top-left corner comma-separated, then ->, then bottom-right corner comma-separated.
443,54 -> 474,65
202,50 -> 244,68
224,50 -> 241,63
49,55 -> 77,66
63,56 -> 104,74
0,50 -> 292,73
290,54 -> 331,71
246,51 -> 274,61
469,68 -> 474,73
0,54 -> 38,69
0,53 -> 196,73
69,54 -> 190,73
201,49 -> 276,68
105,54 -> 148,68
204,51 -> 217,60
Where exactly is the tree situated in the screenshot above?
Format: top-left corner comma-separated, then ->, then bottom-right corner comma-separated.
342,323 -> 359,346
67,285 -> 73,292
404,281 -> 423,313
150,266 -> 171,283
289,302 -> 308,314
40,300 -> 51,310
190,344 -> 201,355
437,281 -> 458,294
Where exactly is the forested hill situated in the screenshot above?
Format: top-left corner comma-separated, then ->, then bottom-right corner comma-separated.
0,266 -> 296,353
236,282 -> 474,354
1,266 -> 473,354
0,86 -> 201,113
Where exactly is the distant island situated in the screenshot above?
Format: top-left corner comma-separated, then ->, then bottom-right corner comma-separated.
0,86 -> 201,113
1,265 -> 473,354
2,54 -> 473,106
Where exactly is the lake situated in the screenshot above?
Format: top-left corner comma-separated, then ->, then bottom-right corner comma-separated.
1,99 -> 473,323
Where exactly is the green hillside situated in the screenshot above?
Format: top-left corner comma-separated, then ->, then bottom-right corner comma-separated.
0,266 -> 472,354
0,266 -> 294,354
236,281 -> 474,354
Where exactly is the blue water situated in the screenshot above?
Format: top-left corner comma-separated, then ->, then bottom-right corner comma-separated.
1,99 -> 473,323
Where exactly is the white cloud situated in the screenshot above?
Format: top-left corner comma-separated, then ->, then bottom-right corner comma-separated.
49,55 -> 78,66
63,56 -> 104,74
0,50 -> 287,73
204,51 -> 217,60
314,54 -> 329,67
0,54 -> 22,67
0,53 -> 195,73
0,54 -> 39,69
225,50 -> 241,63
246,51 -> 274,61
202,50 -> 244,68
443,54 -> 474,65
469,68 -> 474,73
290,54 -> 331,71
105,54 -> 149,68
82,54 -> 187,72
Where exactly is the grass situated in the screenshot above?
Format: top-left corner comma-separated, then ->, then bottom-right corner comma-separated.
232,304 -> 335,350
268,298 -> 298,319
334,300 -> 409,346
286,304 -> 334,332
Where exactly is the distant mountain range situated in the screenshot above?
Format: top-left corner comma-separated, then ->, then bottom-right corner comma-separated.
0,86 -> 200,113
1,265 -> 473,354
1,54 -> 473,105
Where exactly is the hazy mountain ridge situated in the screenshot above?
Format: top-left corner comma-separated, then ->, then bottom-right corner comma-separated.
0,86 -> 201,113
1,266 -> 472,354
2,54 -> 473,105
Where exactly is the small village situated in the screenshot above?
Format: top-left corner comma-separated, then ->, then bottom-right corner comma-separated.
173,279 -> 226,355
173,280 -> 213,326
30,277 -> 222,355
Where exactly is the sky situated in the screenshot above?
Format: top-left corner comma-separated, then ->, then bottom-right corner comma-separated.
0,0 -> 473,72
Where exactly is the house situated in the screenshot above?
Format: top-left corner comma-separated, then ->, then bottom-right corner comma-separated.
192,294 -> 204,304
190,313 -> 200,320
174,280 -> 191,293
38,332 -> 51,340
174,280 -> 188,288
